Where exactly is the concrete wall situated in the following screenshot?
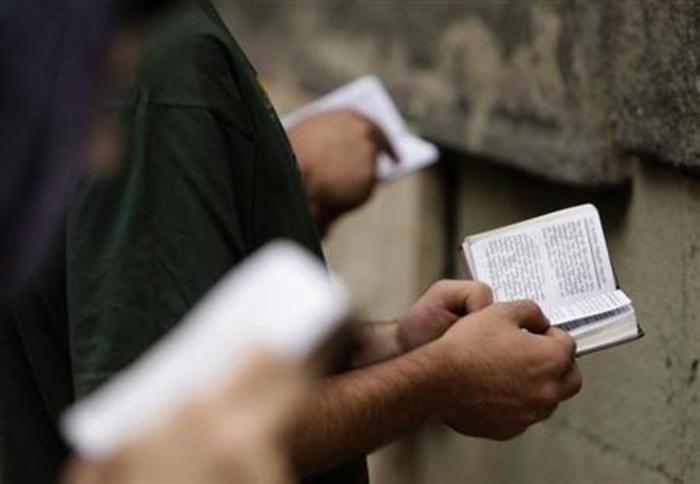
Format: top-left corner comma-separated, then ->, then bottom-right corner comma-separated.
218,1 -> 700,483
441,157 -> 700,484
221,0 -> 700,185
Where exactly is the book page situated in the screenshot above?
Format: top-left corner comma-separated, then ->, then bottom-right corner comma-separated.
468,205 -> 616,309
545,289 -> 631,328
282,75 -> 439,181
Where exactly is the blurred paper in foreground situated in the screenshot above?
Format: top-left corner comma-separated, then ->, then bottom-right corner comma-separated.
62,241 -> 350,459
283,75 -> 439,181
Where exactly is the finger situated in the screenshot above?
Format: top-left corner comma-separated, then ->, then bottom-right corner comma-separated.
463,281 -> 494,313
545,326 -> 577,361
559,363 -> 583,401
430,280 -> 493,316
368,123 -> 399,163
504,300 -> 550,334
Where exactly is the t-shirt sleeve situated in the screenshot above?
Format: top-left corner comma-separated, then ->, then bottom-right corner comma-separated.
67,36 -> 256,396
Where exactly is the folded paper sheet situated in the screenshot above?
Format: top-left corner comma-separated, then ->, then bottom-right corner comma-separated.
283,75 -> 439,181
62,241 -> 350,459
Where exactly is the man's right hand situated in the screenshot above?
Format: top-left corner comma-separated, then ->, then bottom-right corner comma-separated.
432,300 -> 582,440
287,109 -> 396,235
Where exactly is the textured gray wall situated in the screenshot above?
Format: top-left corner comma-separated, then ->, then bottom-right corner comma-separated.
217,1 -> 700,483
221,0 -> 700,185
438,158 -> 700,484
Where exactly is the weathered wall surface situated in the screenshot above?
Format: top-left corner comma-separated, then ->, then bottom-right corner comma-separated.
217,1 -> 700,483
437,158 -> 700,484
335,157 -> 700,484
221,0 -> 700,184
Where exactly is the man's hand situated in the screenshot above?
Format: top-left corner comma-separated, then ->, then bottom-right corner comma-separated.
397,280 -> 493,354
64,352 -> 309,484
433,300 -> 582,440
285,299 -> 582,476
351,280 -> 492,368
287,109 -> 396,235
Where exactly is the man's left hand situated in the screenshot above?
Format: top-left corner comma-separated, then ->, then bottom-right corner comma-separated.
397,280 -> 493,353
352,280 -> 493,367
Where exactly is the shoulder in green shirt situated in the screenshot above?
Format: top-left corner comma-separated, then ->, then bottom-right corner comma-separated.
3,2 -> 367,483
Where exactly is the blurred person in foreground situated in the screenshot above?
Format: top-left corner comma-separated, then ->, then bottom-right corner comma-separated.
3,2 -> 582,484
0,1 -> 406,483
1,2 -> 312,484
64,352 -> 312,484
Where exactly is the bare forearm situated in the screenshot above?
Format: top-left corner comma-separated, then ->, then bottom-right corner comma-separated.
350,320 -> 402,368
289,342 -> 446,478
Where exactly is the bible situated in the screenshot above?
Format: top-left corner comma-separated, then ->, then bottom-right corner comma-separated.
460,204 -> 642,355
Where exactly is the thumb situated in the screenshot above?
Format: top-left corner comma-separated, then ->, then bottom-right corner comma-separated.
368,123 -> 399,163
463,281 -> 494,313
428,280 -> 493,316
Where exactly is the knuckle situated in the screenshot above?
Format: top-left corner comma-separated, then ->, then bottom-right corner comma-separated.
553,327 -> 576,350
491,301 -> 515,315
546,339 -> 574,369
433,280 -> 451,293
471,281 -> 493,299
538,382 -> 560,405
551,348 -> 571,369
570,367 -> 584,394
488,302 -> 516,322
511,299 -> 542,321
565,334 -> 578,356
559,340 -> 576,365
522,299 -> 543,317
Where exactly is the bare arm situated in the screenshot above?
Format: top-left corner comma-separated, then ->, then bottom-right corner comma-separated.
63,291 -> 582,484
289,300 -> 583,478
290,341 -> 444,477
351,280 -> 494,368
287,110 -> 396,235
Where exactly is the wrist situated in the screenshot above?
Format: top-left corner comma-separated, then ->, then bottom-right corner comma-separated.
351,320 -> 402,368
403,339 -> 457,421
293,145 -> 323,202
416,336 -> 469,420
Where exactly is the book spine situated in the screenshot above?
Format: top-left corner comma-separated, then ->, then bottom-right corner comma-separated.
459,243 -> 474,280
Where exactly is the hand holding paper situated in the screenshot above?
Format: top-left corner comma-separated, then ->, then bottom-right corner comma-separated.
62,241 -> 350,460
283,75 -> 439,182
287,109 -> 390,233
63,351 -> 307,484
460,204 -> 642,355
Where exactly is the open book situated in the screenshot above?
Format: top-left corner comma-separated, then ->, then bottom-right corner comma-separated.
282,75 -> 439,181
460,204 -> 642,355
62,241 -> 350,459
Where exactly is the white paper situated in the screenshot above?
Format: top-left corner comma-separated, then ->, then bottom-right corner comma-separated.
468,204 -> 616,309
544,289 -> 631,326
283,75 -> 439,181
62,241 -> 350,460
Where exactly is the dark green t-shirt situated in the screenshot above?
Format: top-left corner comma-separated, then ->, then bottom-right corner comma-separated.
2,2 -> 368,483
